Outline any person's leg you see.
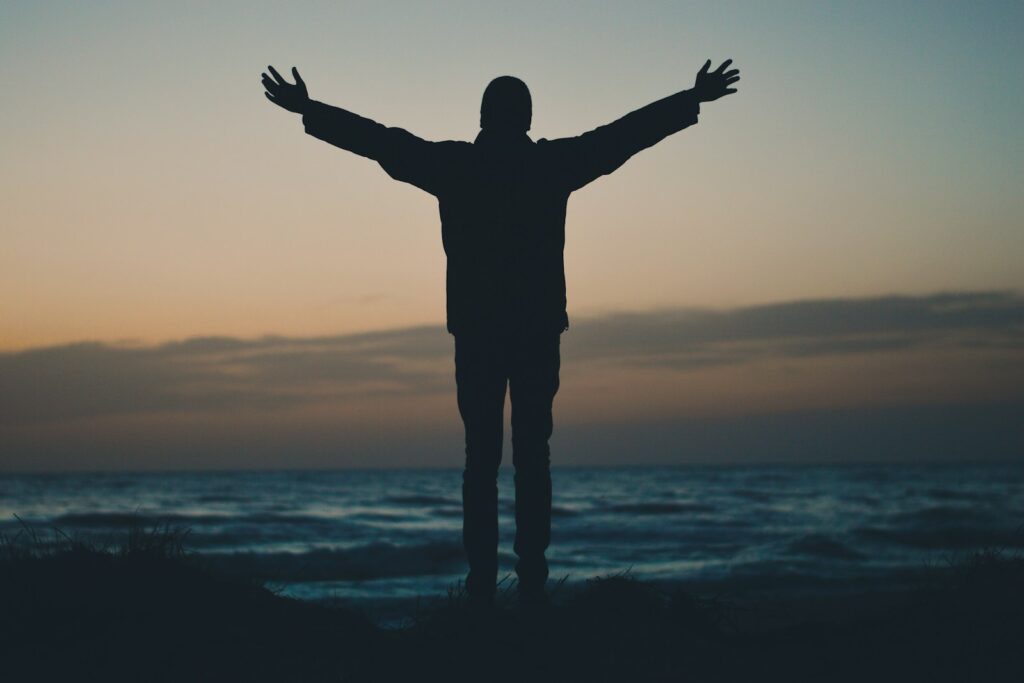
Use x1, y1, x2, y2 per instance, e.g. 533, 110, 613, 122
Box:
454, 334, 508, 603
508, 332, 560, 600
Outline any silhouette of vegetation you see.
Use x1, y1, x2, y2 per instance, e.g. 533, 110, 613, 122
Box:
3, 522, 1023, 681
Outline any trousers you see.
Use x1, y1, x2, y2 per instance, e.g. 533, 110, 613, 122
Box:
454, 330, 561, 599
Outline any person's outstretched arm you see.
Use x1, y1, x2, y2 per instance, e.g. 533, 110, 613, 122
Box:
548, 59, 739, 192
262, 65, 449, 196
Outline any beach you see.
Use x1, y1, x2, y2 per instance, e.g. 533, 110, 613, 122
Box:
2, 463, 1023, 680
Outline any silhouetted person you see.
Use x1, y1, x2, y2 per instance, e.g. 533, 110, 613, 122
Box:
262, 60, 739, 606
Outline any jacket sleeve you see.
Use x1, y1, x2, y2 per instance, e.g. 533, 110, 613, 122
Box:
302, 100, 448, 196
545, 89, 700, 192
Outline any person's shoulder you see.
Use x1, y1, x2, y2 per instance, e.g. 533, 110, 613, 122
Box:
435, 140, 473, 149
432, 139, 473, 160
534, 136, 576, 149
533, 136, 576, 162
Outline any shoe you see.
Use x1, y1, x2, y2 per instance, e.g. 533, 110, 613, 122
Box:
517, 584, 549, 608
468, 591, 495, 611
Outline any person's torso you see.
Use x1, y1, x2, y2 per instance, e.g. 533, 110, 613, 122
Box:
438, 136, 570, 335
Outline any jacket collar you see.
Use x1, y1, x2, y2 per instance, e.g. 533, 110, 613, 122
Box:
473, 128, 533, 146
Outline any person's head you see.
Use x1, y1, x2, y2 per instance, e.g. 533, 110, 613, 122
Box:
480, 76, 532, 133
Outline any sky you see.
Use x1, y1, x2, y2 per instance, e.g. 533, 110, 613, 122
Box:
1, 1, 1022, 471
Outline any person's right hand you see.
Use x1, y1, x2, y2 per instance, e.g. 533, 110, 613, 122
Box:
692, 59, 740, 102
262, 66, 310, 113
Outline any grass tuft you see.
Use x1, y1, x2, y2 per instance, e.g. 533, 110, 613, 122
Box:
2, 524, 1023, 682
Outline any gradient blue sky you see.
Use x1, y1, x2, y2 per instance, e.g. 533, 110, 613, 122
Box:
1, 2, 1022, 470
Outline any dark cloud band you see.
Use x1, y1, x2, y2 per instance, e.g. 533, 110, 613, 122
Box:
2, 291, 1021, 425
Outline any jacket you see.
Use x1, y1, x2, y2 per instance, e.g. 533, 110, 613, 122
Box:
302, 90, 700, 335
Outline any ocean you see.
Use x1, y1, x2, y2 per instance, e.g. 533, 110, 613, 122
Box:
2, 463, 1022, 612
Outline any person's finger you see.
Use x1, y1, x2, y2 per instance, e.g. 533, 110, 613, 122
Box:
265, 92, 279, 104
715, 59, 733, 74
723, 69, 740, 78
699, 59, 711, 75
268, 65, 287, 85
725, 75, 740, 84
292, 67, 305, 87
262, 77, 282, 95
723, 88, 737, 94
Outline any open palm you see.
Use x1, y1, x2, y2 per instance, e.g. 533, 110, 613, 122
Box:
693, 59, 740, 102
262, 66, 310, 113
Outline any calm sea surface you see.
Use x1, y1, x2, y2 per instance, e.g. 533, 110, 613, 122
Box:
2, 464, 1022, 609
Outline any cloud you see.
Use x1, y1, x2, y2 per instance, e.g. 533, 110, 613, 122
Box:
565, 290, 1024, 363
2, 291, 1022, 425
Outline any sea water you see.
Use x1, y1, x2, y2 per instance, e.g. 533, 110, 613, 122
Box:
2, 463, 1022, 609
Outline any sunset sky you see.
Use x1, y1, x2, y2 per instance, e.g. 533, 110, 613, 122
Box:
2, 1, 1022, 471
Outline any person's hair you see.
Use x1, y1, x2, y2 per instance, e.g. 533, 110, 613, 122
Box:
480, 76, 532, 132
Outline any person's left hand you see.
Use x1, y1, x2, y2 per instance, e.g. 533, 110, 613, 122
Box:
262, 66, 310, 113
692, 59, 740, 102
